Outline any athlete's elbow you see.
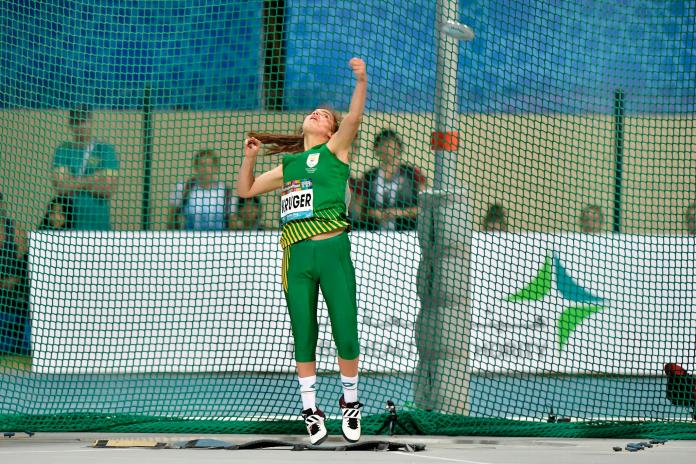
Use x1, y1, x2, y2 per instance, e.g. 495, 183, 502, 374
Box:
236, 189, 251, 198
236, 186, 255, 198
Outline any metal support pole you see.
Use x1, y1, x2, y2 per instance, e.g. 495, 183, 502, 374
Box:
613, 89, 624, 233
141, 85, 153, 231
414, 0, 473, 415
433, 9, 461, 190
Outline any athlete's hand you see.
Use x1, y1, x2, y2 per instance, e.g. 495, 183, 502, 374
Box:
349, 58, 367, 82
244, 137, 261, 159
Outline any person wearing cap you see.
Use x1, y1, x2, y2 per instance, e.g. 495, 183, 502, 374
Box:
51, 105, 119, 230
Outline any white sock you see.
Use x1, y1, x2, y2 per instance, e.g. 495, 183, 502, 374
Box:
341, 374, 359, 404
298, 375, 317, 411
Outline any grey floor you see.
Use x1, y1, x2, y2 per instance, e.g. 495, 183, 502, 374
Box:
0, 434, 695, 464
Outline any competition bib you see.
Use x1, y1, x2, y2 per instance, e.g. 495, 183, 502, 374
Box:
281, 179, 314, 224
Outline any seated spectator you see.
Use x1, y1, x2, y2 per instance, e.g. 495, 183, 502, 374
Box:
39, 196, 75, 231
482, 203, 508, 231
686, 202, 695, 235
347, 176, 376, 231
168, 149, 235, 231
0, 192, 29, 355
230, 196, 264, 231
362, 129, 426, 231
579, 204, 604, 233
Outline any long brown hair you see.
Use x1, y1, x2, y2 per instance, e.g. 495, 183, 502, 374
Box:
249, 107, 341, 156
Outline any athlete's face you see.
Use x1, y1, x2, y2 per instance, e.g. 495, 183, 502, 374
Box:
303, 109, 336, 138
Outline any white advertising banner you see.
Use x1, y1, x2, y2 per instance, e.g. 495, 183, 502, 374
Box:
468, 233, 695, 375
29, 231, 421, 374
29, 232, 695, 375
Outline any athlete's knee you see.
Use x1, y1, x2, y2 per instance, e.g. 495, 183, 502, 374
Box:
291, 324, 319, 363
335, 335, 360, 360
293, 338, 318, 363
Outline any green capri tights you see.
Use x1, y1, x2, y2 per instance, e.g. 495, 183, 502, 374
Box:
281, 232, 360, 362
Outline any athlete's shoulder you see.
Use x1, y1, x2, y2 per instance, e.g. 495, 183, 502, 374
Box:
317, 143, 333, 153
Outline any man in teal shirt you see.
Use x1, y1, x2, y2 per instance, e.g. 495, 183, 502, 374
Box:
51, 106, 119, 230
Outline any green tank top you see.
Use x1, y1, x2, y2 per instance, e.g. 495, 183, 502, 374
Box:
280, 143, 350, 248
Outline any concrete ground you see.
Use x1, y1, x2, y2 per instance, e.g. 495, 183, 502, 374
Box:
0, 433, 694, 464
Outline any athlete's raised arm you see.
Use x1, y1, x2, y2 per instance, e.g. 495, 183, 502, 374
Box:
327, 58, 367, 163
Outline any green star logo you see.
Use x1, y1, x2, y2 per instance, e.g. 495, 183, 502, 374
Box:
506, 251, 605, 350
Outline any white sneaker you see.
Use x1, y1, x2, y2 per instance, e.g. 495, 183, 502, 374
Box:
339, 395, 363, 443
302, 408, 328, 445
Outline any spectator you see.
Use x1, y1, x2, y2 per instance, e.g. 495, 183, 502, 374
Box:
39, 196, 75, 231
347, 176, 375, 231
482, 203, 508, 231
51, 105, 119, 230
686, 202, 695, 236
0, 192, 29, 355
362, 129, 426, 231
230, 196, 264, 231
579, 204, 604, 233
168, 149, 236, 231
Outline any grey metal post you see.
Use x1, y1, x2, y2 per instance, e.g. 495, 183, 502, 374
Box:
613, 89, 624, 233
414, 0, 473, 415
433, 7, 461, 190
141, 85, 153, 231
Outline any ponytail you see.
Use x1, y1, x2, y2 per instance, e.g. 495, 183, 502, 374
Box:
247, 131, 305, 156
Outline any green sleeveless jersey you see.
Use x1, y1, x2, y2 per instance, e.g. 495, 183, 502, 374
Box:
280, 143, 350, 248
